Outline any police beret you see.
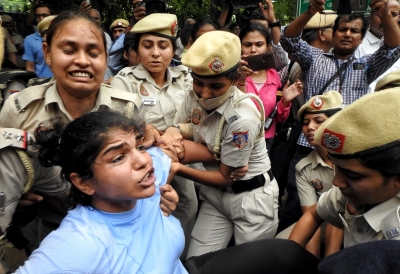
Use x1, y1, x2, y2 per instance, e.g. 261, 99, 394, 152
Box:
297, 90, 343, 119
38, 15, 57, 37
182, 30, 241, 78
374, 70, 400, 91
131, 13, 178, 39
1, 14, 12, 23
110, 19, 129, 30
304, 12, 337, 29
314, 90, 400, 157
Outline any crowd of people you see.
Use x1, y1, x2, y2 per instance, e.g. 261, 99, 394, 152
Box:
1, 0, 400, 273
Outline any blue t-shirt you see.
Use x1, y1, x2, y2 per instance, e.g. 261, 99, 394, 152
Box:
16, 147, 188, 274
22, 32, 53, 78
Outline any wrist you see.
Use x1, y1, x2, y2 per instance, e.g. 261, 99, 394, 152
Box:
269, 20, 281, 29
168, 124, 182, 133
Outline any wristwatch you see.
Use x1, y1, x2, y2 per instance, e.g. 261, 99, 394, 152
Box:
169, 124, 182, 133
269, 20, 281, 28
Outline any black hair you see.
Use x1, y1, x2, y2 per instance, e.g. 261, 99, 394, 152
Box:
33, 3, 54, 15
35, 111, 144, 209
333, 14, 369, 38
357, 145, 400, 178
229, 22, 239, 31
302, 108, 341, 122
249, 12, 267, 22
191, 16, 220, 41
180, 25, 193, 47
124, 32, 136, 52
45, 10, 107, 53
239, 22, 271, 45
301, 29, 320, 44
133, 32, 177, 53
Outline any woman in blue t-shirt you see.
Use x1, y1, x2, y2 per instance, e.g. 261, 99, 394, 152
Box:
15, 110, 320, 274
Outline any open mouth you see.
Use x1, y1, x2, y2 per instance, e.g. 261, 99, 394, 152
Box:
139, 167, 156, 187
70, 71, 93, 79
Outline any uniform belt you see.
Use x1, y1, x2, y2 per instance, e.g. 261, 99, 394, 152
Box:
230, 169, 274, 194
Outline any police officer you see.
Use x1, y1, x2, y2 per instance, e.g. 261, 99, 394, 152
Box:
0, 11, 143, 253
289, 85, 400, 249
111, 13, 196, 259
294, 91, 344, 257
166, 30, 279, 258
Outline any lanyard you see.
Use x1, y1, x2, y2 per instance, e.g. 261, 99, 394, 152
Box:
334, 57, 354, 93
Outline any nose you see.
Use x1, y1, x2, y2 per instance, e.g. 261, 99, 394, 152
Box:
250, 45, 257, 54
308, 121, 318, 131
131, 149, 148, 170
74, 51, 90, 67
332, 166, 348, 189
198, 87, 213, 99
152, 45, 160, 57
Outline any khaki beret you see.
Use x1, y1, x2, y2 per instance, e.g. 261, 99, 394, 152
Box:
110, 19, 129, 30
38, 15, 57, 37
374, 70, 400, 91
304, 12, 337, 29
298, 90, 343, 119
131, 13, 178, 39
182, 31, 241, 78
1, 14, 12, 23
314, 90, 400, 157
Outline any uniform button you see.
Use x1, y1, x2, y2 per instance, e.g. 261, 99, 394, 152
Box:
265, 189, 272, 195
356, 227, 363, 234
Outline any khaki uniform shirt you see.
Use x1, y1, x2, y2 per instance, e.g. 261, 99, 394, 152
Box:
111, 64, 192, 131
0, 128, 68, 231
174, 87, 270, 178
296, 150, 334, 207
3, 29, 17, 53
0, 81, 142, 132
317, 186, 400, 248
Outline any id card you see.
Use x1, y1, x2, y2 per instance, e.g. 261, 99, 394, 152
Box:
142, 98, 157, 106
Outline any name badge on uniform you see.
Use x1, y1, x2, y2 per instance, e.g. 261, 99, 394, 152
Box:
142, 98, 157, 106
353, 63, 365, 70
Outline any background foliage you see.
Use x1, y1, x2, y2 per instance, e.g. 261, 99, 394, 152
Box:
3, 0, 298, 31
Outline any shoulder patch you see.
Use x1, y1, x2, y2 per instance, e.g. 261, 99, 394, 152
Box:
0, 129, 36, 152
232, 131, 248, 149
12, 83, 51, 112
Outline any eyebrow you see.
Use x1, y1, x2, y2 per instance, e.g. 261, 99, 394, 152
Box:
102, 142, 128, 156
58, 40, 100, 48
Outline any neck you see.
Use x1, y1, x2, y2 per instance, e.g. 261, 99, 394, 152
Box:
316, 146, 334, 167
57, 86, 98, 120
250, 69, 267, 81
150, 70, 167, 88
333, 50, 354, 60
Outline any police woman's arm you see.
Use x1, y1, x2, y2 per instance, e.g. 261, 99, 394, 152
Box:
288, 204, 324, 247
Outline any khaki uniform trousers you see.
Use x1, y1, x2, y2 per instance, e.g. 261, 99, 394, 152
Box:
186, 173, 279, 259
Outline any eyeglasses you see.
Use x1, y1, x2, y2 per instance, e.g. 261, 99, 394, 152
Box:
35, 13, 51, 18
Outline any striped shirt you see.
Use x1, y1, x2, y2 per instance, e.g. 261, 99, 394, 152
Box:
281, 29, 400, 147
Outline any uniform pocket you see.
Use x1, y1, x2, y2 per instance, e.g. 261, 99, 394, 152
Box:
240, 187, 276, 224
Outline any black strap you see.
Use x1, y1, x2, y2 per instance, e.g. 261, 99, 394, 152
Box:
318, 57, 353, 96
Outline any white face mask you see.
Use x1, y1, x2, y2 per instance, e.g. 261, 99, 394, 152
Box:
194, 85, 235, 110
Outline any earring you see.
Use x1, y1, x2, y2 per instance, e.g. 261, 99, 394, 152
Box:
47, 60, 51, 63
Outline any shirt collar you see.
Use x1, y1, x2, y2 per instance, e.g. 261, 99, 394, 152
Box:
364, 195, 400, 232
132, 64, 184, 89
310, 150, 333, 170
364, 30, 381, 45
44, 82, 112, 120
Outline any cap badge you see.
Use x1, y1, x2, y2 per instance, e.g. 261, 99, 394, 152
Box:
311, 179, 323, 191
171, 21, 178, 36
209, 57, 225, 73
321, 129, 345, 153
311, 97, 324, 110
117, 21, 123, 26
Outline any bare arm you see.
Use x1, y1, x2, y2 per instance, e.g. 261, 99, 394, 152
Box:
259, 0, 280, 45
25, 61, 36, 73
371, 0, 400, 48
289, 204, 324, 247
173, 161, 235, 188
283, 0, 325, 38
218, 0, 231, 29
